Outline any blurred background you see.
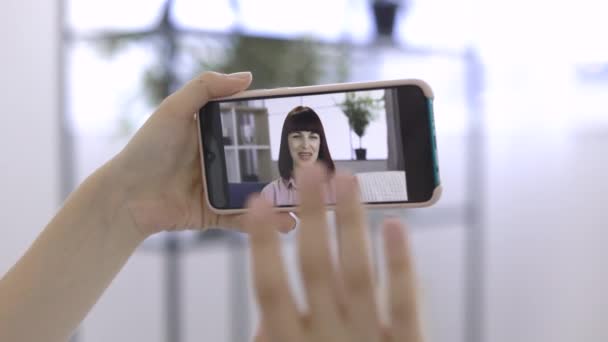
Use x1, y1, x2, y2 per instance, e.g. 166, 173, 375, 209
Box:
1, 0, 607, 341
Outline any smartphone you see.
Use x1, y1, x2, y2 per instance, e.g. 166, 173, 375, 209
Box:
197, 79, 441, 214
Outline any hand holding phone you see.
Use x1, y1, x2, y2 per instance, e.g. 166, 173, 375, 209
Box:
197, 79, 441, 214
107, 71, 297, 235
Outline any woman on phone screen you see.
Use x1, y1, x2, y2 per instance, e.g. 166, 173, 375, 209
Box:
261, 106, 336, 206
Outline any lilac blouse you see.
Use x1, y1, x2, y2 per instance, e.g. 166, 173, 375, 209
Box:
260, 177, 336, 206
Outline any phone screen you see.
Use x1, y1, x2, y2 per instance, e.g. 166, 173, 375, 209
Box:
199, 84, 438, 209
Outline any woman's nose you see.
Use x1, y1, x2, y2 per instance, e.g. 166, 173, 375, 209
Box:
303, 137, 312, 148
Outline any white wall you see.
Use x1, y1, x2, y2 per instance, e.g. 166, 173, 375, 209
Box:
0, 0, 59, 275
486, 130, 608, 342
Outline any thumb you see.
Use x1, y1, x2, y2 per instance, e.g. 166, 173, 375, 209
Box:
253, 323, 268, 342
160, 71, 252, 117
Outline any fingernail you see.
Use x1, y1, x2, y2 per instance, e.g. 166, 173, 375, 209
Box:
336, 173, 355, 198
384, 221, 404, 249
350, 174, 358, 187
227, 71, 252, 80
297, 164, 323, 187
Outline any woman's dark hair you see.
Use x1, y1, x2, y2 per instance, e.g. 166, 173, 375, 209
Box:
278, 106, 335, 180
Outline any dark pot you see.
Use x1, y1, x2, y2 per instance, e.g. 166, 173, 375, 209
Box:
372, 1, 399, 37
355, 148, 367, 160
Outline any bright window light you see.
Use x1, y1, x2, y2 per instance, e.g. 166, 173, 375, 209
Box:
68, 0, 167, 32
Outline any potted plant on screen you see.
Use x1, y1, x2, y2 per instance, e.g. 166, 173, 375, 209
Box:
338, 92, 383, 160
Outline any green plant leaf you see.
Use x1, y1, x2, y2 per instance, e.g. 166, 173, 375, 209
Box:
337, 91, 385, 148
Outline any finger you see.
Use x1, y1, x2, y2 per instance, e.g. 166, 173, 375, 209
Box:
253, 323, 268, 342
278, 212, 298, 233
296, 164, 340, 323
217, 211, 297, 234
246, 195, 301, 342
159, 71, 252, 118
383, 219, 423, 342
334, 172, 379, 337
380, 325, 393, 342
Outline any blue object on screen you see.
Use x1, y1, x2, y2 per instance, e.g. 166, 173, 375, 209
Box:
227, 182, 268, 208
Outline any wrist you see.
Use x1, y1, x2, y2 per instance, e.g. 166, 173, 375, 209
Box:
83, 159, 151, 242
104, 152, 188, 236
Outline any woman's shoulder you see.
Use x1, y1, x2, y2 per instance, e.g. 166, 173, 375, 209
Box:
261, 178, 292, 205
263, 178, 282, 189
261, 178, 284, 195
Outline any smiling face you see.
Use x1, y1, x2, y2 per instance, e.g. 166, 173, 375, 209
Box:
278, 106, 335, 181
288, 130, 320, 169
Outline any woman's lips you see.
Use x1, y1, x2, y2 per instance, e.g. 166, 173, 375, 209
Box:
298, 152, 313, 160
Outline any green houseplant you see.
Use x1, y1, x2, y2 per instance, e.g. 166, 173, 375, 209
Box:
92, 0, 351, 139
338, 92, 384, 160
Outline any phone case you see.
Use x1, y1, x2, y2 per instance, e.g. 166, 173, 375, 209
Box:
213, 78, 434, 101
196, 78, 441, 215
